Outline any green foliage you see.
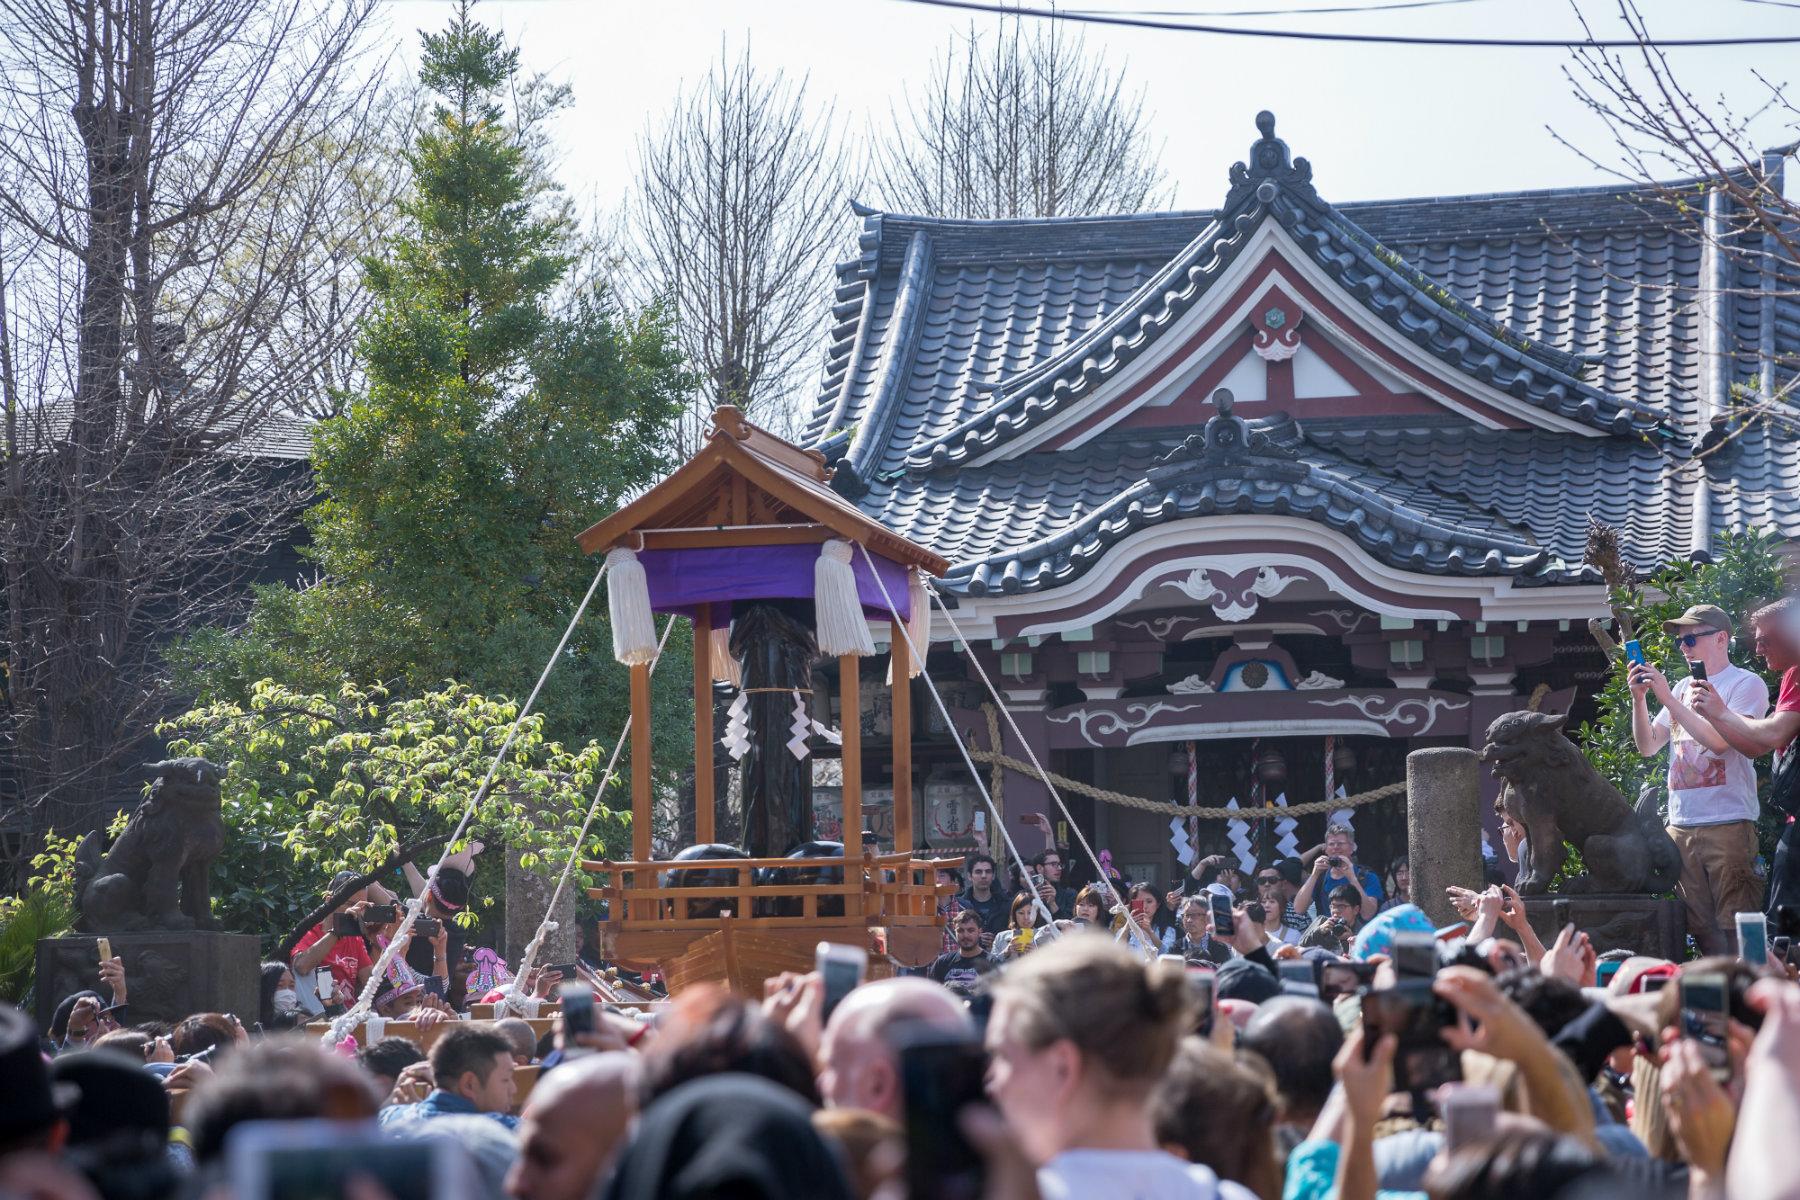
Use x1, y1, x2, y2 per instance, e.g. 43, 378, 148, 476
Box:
149, 679, 627, 951
168, 3, 696, 785
1577, 529, 1789, 866
0, 890, 73, 1007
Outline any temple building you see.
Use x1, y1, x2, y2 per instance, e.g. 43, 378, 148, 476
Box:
797, 112, 1800, 882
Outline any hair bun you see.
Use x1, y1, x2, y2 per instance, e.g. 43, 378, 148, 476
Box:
1144, 958, 1194, 1025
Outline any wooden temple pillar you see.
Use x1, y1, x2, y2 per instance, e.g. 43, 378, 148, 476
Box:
889, 620, 913, 854
693, 607, 715, 845
631, 663, 652, 864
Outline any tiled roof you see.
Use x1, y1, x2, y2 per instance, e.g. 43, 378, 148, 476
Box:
18, 401, 313, 461
807, 112, 1800, 591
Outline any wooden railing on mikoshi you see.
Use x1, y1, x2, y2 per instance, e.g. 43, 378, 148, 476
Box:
582, 850, 966, 931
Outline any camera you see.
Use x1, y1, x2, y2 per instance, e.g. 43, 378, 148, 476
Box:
1362, 981, 1461, 1095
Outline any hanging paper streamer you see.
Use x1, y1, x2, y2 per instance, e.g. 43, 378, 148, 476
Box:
1272, 792, 1300, 860
604, 547, 657, 665
787, 691, 813, 761
709, 622, 741, 686
1169, 816, 1195, 867
814, 539, 875, 657
1225, 798, 1256, 876
722, 691, 751, 760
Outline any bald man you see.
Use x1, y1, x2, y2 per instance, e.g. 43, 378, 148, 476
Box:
817, 977, 973, 1120
504, 1052, 639, 1200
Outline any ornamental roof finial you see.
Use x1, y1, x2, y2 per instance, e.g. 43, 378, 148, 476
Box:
1225, 110, 1316, 209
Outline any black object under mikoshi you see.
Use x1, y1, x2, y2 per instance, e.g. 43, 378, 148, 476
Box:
729, 600, 817, 859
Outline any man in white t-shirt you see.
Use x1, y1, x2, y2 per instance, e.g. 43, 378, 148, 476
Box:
1631, 603, 1770, 955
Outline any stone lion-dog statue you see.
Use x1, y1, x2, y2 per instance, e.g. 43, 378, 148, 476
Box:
73, 757, 226, 932
1480, 711, 1679, 895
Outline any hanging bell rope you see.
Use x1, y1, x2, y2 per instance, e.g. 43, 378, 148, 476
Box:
814, 538, 875, 657
605, 546, 658, 666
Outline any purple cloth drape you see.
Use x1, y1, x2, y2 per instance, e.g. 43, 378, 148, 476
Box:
638, 544, 912, 622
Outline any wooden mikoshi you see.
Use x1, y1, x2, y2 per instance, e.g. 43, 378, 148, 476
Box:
575, 407, 961, 994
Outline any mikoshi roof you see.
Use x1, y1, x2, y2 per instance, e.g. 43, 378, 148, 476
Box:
576, 404, 948, 575
802, 113, 1800, 596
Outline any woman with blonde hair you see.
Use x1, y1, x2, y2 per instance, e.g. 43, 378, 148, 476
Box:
986, 933, 1257, 1199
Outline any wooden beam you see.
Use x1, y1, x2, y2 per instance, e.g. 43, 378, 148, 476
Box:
631, 663, 652, 863
889, 620, 912, 856
839, 656, 862, 912
639, 525, 831, 551
693, 608, 715, 845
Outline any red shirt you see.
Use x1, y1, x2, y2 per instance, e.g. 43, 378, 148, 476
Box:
1778, 666, 1800, 756
294, 922, 372, 996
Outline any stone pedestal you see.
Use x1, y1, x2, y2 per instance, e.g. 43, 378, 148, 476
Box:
505, 852, 577, 966
1520, 895, 1687, 962
1406, 747, 1485, 928
36, 931, 261, 1028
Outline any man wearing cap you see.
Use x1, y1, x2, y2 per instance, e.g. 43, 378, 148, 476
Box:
1630, 603, 1770, 955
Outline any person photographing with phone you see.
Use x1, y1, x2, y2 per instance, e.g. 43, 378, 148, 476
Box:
291, 870, 377, 1000
1685, 598, 1800, 916
1630, 603, 1770, 955
1293, 824, 1381, 923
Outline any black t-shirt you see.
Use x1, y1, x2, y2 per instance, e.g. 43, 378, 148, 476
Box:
957, 888, 1011, 935
927, 950, 997, 993
405, 921, 465, 1006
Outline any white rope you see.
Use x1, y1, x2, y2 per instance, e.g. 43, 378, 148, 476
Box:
925, 584, 1162, 960
503, 615, 678, 1015
853, 546, 1060, 937
323, 561, 610, 1044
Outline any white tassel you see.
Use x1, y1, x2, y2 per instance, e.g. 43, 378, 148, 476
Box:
709, 622, 741, 686
906, 570, 931, 677
814, 539, 874, 657
605, 546, 658, 666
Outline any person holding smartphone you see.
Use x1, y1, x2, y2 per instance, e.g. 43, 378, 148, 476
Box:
291, 870, 375, 998
1631, 603, 1770, 955
1687, 598, 1800, 916
1294, 824, 1381, 922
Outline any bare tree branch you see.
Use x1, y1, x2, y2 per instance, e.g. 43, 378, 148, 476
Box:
873, 14, 1169, 220
625, 44, 855, 455
0, 0, 391, 859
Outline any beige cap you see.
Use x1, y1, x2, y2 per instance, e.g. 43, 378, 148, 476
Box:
1662, 603, 1732, 638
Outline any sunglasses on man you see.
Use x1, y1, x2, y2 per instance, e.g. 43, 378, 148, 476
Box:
1678, 629, 1722, 648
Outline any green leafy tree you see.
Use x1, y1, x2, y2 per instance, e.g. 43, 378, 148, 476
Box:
1578, 529, 1789, 866
151, 680, 625, 952
173, 3, 694, 770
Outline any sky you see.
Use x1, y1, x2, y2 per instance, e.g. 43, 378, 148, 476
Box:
375, 0, 1800, 222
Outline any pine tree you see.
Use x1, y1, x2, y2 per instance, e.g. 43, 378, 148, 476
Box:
178, 3, 692, 757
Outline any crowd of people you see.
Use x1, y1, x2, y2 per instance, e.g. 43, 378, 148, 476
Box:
2, 599, 1796, 1199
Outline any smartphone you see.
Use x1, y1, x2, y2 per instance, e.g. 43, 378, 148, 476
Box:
1736, 912, 1770, 968
1278, 959, 1319, 997
1623, 639, 1645, 666
1362, 982, 1462, 1095
816, 941, 868, 1024
558, 980, 595, 1038
1774, 935, 1792, 966
1188, 971, 1215, 1038
227, 1118, 471, 1200
1209, 891, 1235, 938
544, 962, 580, 981
1690, 658, 1709, 683
421, 976, 445, 999
897, 1024, 987, 1200
1440, 1083, 1500, 1152
1392, 932, 1437, 980
972, 811, 986, 833
96, 936, 111, 963
413, 917, 442, 937
314, 968, 334, 1002
363, 904, 397, 924
1318, 961, 1377, 1004
1678, 971, 1732, 1083
333, 912, 361, 937
1553, 899, 1572, 930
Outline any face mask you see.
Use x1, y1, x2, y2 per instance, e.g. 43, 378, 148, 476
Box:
273, 988, 300, 1013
